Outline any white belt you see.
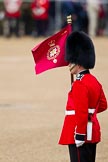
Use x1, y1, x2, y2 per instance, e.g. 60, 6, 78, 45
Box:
65, 108, 95, 116
88, 109, 95, 114
65, 110, 75, 115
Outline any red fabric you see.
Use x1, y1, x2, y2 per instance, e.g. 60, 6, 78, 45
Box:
31, 24, 72, 74
4, 0, 22, 18
59, 74, 107, 145
31, 0, 49, 20
98, 4, 105, 18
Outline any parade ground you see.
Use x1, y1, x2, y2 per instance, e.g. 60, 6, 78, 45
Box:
0, 36, 108, 162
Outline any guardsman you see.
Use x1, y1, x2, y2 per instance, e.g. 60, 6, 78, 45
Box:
59, 31, 107, 162
31, 0, 49, 37
4, 0, 22, 37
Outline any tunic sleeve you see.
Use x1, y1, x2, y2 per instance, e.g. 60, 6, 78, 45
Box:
97, 87, 107, 113
72, 81, 88, 135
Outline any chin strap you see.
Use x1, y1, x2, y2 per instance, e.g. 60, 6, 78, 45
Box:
71, 74, 74, 84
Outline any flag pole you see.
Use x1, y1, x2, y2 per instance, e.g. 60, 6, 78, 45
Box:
67, 15, 74, 84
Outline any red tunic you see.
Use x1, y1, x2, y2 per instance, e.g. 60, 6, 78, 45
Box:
4, 0, 22, 18
31, 0, 49, 20
59, 72, 107, 145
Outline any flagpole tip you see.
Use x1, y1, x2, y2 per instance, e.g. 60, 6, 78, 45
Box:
67, 15, 72, 24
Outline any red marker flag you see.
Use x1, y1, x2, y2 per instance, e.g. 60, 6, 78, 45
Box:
31, 24, 72, 74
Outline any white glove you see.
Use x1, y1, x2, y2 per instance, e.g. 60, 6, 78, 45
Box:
74, 126, 85, 147
75, 139, 85, 147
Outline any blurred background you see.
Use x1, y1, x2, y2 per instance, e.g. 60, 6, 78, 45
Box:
0, 1, 108, 162
0, 0, 108, 38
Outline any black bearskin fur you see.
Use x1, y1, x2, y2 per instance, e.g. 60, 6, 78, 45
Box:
65, 31, 95, 69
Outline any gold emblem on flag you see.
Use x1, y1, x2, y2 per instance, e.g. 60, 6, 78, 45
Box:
47, 40, 60, 63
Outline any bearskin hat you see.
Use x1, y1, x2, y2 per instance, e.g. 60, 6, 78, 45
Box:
65, 31, 95, 69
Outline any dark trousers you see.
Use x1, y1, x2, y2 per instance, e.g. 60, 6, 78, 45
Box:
6, 17, 20, 37
34, 19, 48, 36
68, 143, 97, 162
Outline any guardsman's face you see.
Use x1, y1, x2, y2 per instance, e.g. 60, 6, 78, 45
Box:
69, 63, 86, 75
68, 63, 78, 74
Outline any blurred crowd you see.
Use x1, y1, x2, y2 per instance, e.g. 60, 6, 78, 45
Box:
0, 0, 108, 38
